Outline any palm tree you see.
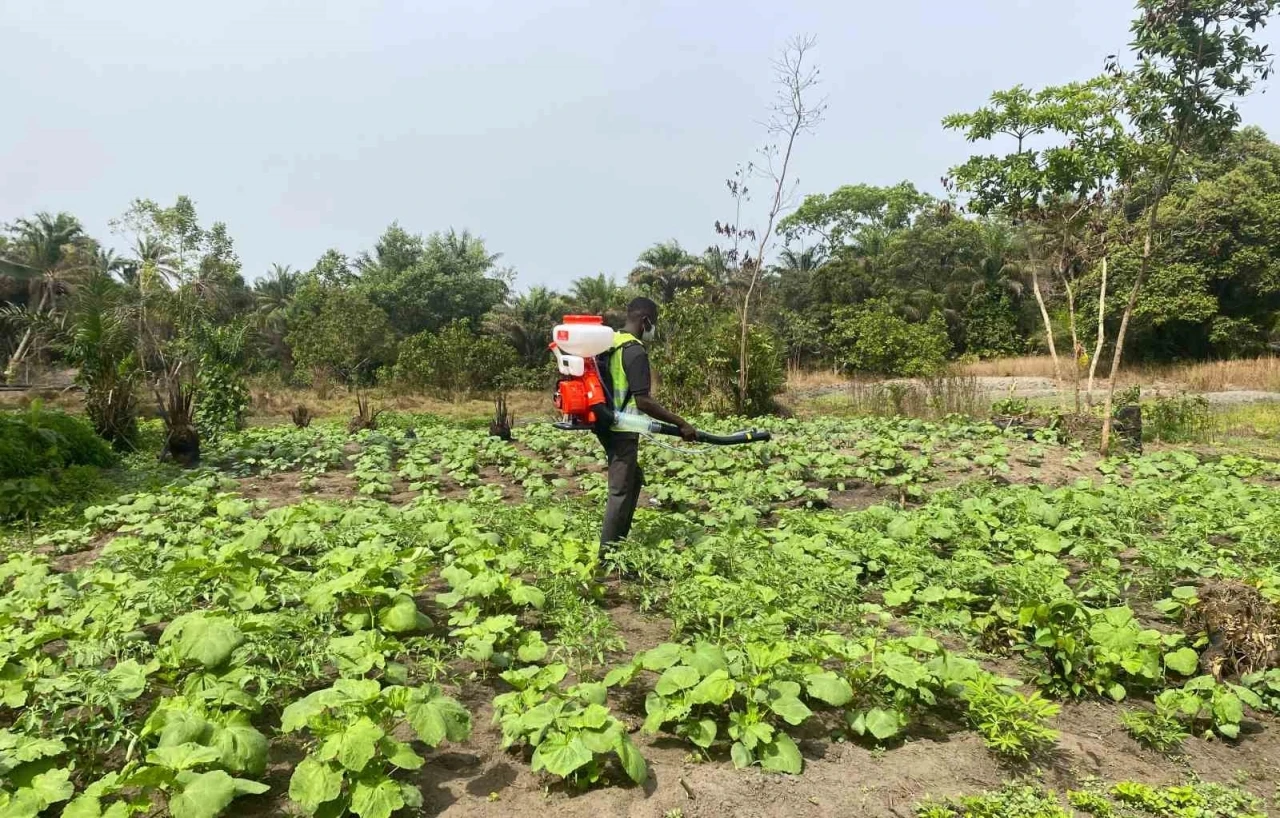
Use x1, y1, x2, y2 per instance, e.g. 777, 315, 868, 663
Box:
122, 236, 179, 289
489, 286, 567, 368
775, 245, 827, 275
568, 274, 625, 316
60, 268, 140, 447
1, 212, 91, 381
629, 241, 704, 303
254, 264, 298, 322
253, 264, 299, 372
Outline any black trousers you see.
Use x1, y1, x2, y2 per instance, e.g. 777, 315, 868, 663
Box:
598, 433, 644, 547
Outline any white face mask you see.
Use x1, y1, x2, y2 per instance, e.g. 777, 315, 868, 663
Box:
641, 320, 657, 343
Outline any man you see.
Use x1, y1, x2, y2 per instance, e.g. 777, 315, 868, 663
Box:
595, 296, 697, 547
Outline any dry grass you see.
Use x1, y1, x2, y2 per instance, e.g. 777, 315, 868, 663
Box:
784, 367, 851, 391
956, 356, 1064, 379
957, 355, 1280, 393
246, 382, 550, 425
797, 373, 990, 420
1157, 357, 1280, 392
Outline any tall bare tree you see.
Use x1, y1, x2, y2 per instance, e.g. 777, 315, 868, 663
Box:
735, 35, 826, 412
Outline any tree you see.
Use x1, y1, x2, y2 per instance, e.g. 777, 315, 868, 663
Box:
59, 268, 140, 447
359, 225, 507, 337
628, 241, 706, 303
1100, 0, 1280, 452
1, 212, 92, 381
253, 264, 299, 372
287, 285, 393, 386
737, 34, 826, 412
945, 78, 1129, 408
394, 319, 516, 398
568, 273, 626, 317
488, 286, 567, 368
778, 182, 930, 254
311, 249, 354, 287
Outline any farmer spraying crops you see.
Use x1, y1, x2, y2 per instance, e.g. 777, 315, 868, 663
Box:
593, 297, 696, 547
549, 297, 770, 550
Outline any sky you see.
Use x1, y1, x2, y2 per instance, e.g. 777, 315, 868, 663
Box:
3, 0, 1279, 290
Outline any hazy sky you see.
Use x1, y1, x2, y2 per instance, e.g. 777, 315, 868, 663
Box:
4, 0, 1278, 289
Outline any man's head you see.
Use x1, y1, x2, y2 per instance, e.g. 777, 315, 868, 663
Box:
626, 297, 659, 342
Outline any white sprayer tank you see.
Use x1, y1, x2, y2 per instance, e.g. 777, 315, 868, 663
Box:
553, 316, 614, 357
552, 316, 614, 376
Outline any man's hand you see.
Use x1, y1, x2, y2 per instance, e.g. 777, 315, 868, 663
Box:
635, 394, 698, 442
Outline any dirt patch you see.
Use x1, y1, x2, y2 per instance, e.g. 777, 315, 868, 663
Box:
236, 470, 357, 509
47, 531, 115, 573
603, 595, 675, 658
824, 482, 893, 511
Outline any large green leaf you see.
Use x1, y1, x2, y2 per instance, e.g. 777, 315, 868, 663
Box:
379, 738, 424, 771
1164, 647, 1200, 676
161, 613, 245, 670
169, 770, 266, 818
768, 695, 813, 726
211, 717, 269, 778
377, 596, 430, 634
404, 687, 471, 747
639, 643, 683, 671
105, 659, 150, 701
281, 691, 331, 734
509, 584, 545, 609
2, 789, 45, 818
851, 707, 905, 741
687, 643, 728, 675
336, 718, 384, 773
156, 709, 214, 748
758, 733, 803, 774
28, 768, 74, 807
288, 757, 343, 813
614, 735, 648, 784
877, 652, 929, 689
349, 777, 404, 818
688, 669, 735, 705
530, 735, 593, 778
147, 742, 222, 771
684, 718, 717, 748
654, 665, 700, 696
804, 671, 854, 707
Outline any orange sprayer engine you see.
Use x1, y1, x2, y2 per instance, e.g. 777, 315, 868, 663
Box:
550, 315, 614, 429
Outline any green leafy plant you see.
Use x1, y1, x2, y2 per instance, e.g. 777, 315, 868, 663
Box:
1119, 705, 1189, 753
493, 663, 646, 788
962, 675, 1060, 761
282, 678, 471, 818
607, 641, 810, 774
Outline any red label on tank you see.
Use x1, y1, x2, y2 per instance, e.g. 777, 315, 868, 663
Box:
556, 330, 569, 340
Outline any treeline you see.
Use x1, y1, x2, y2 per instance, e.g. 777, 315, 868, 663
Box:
4, 1, 1280, 432
2, 123, 1279, 424
5, 125, 1278, 391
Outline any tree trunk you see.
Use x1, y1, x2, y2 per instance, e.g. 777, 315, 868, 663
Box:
1101, 212, 1159, 454
1063, 271, 1081, 414
1086, 256, 1108, 406
1100, 115, 1191, 454
738, 273, 757, 415
1030, 268, 1065, 410
4, 287, 50, 382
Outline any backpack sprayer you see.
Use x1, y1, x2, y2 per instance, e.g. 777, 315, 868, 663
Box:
549, 315, 771, 446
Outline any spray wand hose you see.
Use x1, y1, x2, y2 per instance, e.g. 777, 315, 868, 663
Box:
552, 416, 771, 446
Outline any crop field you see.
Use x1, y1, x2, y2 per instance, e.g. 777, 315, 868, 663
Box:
4, 414, 1280, 818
